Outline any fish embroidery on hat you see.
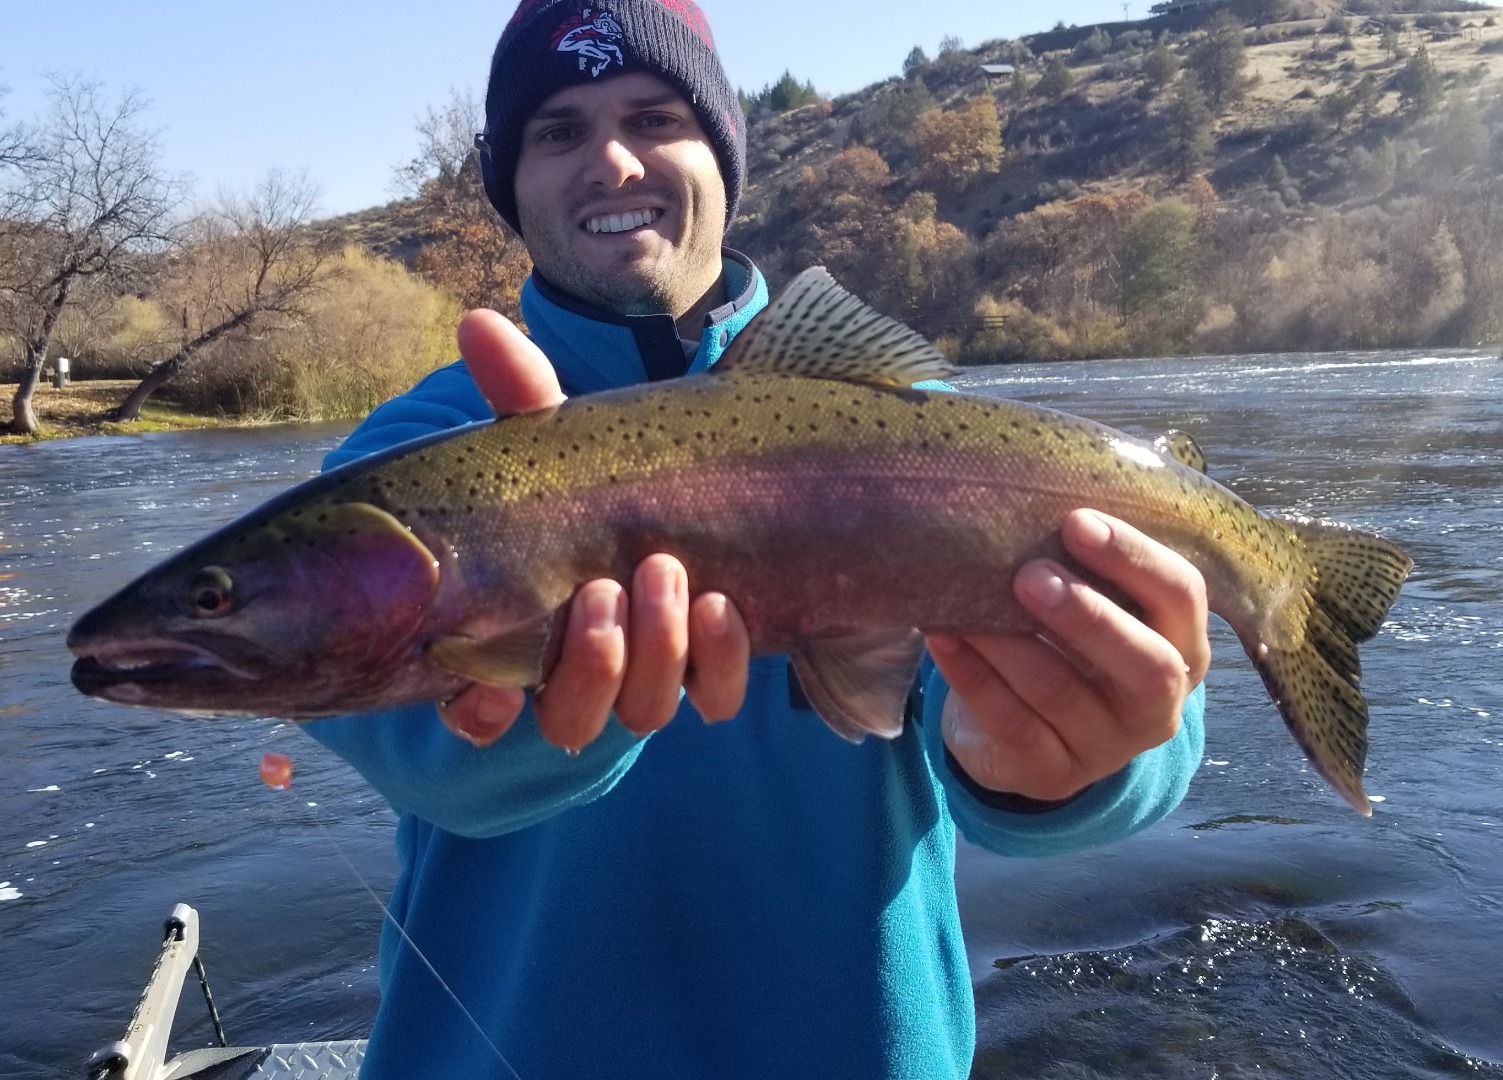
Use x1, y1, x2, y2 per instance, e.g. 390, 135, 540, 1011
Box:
551, 7, 626, 76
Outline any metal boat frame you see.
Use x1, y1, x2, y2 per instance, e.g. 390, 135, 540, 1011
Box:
85, 904, 366, 1080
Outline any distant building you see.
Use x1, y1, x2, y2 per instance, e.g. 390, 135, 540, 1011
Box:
1150, 0, 1222, 14
979, 63, 1017, 77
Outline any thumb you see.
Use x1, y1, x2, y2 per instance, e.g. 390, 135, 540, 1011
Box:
457, 308, 566, 418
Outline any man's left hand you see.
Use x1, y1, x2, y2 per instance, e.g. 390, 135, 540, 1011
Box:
928, 509, 1211, 804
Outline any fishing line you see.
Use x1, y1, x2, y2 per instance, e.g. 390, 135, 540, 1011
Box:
291, 781, 527, 1080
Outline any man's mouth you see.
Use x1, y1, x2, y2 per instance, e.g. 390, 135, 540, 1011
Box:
584, 208, 662, 234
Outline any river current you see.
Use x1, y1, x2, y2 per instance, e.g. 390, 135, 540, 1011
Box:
2, 350, 1500, 1078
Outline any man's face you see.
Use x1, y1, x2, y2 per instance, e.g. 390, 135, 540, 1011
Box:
514, 72, 727, 318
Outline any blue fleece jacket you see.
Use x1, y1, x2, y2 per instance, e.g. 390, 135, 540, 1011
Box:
305, 252, 1205, 1080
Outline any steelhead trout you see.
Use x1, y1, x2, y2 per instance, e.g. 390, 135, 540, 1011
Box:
69, 269, 1412, 813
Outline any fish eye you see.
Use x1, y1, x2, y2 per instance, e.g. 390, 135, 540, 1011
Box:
187, 567, 236, 618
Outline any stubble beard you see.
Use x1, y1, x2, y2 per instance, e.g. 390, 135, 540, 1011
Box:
520, 191, 725, 319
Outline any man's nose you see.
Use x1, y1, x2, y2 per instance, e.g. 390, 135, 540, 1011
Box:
582, 133, 646, 188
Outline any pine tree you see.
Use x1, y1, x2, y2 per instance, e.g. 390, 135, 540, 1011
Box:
1036, 55, 1075, 99
1396, 45, 1442, 116
1187, 12, 1248, 111
1167, 74, 1215, 181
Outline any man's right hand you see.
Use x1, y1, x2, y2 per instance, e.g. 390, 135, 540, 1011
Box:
436, 309, 751, 750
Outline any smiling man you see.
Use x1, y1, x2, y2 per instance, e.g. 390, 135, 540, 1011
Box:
304, 2, 1209, 1078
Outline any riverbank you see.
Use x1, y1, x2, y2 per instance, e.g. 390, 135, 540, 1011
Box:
0, 380, 235, 445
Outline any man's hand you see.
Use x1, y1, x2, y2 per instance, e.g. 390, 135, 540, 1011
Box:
928, 509, 1210, 804
436, 309, 751, 750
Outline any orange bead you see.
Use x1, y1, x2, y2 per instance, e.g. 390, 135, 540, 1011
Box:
259, 751, 293, 789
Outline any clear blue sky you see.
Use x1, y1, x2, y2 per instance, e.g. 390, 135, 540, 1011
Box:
2, 0, 1134, 216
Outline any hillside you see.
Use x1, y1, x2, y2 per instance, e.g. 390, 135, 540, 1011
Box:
335, 0, 1503, 361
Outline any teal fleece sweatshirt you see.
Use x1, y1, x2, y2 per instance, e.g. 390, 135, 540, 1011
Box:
305, 252, 1205, 1079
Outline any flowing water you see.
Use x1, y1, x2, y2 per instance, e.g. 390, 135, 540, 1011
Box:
1, 351, 1500, 1078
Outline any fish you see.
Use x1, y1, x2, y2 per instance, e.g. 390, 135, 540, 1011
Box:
67, 268, 1413, 814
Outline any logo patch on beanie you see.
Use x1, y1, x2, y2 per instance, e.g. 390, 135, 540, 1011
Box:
551, 7, 626, 77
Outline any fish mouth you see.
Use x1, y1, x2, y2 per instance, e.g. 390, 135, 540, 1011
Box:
69, 638, 261, 698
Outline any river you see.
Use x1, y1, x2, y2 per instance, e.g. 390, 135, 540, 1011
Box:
2, 350, 1500, 1078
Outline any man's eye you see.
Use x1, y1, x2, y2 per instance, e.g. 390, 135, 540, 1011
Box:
537, 126, 576, 144
636, 113, 679, 131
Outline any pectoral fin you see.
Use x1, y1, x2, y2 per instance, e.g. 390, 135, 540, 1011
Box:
791, 628, 927, 742
428, 617, 553, 687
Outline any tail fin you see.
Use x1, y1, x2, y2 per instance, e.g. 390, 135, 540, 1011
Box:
1241, 522, 1413, 816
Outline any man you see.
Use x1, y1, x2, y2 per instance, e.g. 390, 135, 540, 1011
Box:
308, 1, 1209, 1076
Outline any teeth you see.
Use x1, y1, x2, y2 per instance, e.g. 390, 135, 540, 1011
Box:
586, 208, 660, 234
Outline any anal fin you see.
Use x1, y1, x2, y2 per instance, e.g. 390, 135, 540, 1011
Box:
791, 628, 926, 743
427, 616, 553, 687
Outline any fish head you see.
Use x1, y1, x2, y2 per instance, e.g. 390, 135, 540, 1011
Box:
68, 500, 442, 716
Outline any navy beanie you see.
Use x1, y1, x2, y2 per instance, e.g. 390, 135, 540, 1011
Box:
478, 0, 746, 235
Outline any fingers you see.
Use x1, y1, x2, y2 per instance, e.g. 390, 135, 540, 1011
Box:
530, 557, 751, 749
457, 308, 565, 417
534, 580, 628, 751
684, 592, 750, 722
1046, 509, 1212, 689
931, 510, 1210, 801
929, 634, 1095, 800
614, 556, 690, 736
438, 684, 527, 748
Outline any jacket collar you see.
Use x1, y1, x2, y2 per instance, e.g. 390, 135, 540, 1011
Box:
519, 250, 767, 397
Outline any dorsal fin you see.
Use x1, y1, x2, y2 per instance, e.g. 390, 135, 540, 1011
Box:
715, 267, 956, 387
1154, 430, 1208, 474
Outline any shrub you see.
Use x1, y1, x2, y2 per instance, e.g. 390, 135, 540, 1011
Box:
172, 248, 462, 420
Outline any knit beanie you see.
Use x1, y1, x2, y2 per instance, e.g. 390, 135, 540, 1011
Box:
478, 0, 746, 235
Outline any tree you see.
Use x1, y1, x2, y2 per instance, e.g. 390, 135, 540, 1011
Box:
0, 77, 183, 434
1142, 40, 1181, 94
853, 79, 935, 158
1009, 66, 1031, 103
881, 191, 975, 318
1379, 26, 1403, 63
1074, 27, 1113, 62
1187, 11, 1248, 111
789, 147, 893, 297
902, 46, 930, 80
1036, 55, 1075, 99
741, 71, 822, 115
910, 94, 1004, 193
0, 84, 33, 171
1117, 198, 1203, 345
108, 170, 338, 422
1166, 73, 1215, 182
394, 88, 531, 314
1396, 45, 1442, 116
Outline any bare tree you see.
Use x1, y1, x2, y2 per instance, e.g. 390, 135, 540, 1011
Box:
394, 88, 530, 315
0, 76, 183, 433
0, 82, 35, 170
109, 169, 337, 421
